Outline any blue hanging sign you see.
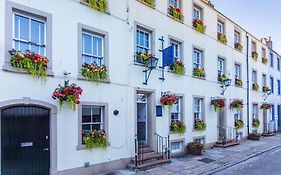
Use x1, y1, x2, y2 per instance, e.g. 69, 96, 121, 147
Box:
162, 45, 174, 67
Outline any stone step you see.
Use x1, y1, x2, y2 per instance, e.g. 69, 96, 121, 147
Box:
138, 146, 154, 154
128, 159, 170, 170
262, 132, 276, 137
214, 140, 239, 148
133, 152, 163, 163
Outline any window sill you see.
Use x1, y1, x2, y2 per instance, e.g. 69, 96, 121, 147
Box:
192, 129, 206, 132
192, 27, 205, 34
80, 1, 111, 15
169, 131, 186, 135
167, 14, 184, 24
77, 74, 111, 84
2, 64, 54, 77
235, 85, 243, 88
133, 61, 149, 68
192, 75, 206, 80
76, 142, 110, 150
136, 0, 156, 9
218, 40, 227, 45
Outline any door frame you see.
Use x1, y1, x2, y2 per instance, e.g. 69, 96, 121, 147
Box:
137, 100, 148, 145
0, 97, 57, 175
135, 88, 156, 149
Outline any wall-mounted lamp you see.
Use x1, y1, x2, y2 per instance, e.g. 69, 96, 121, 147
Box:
143, 56, 159, 85
220, 78, 232, 95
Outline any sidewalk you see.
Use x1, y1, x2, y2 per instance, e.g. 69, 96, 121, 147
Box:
103, 134, 281, 175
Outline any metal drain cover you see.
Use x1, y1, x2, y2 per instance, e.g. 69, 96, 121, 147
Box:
198, 158, 215, 163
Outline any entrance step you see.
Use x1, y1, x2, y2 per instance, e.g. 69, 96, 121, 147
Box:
262, 132, 277, 137
138, 146, 154, 154
128, 159, 170, 170
133, 152, 163, 163
214, 140, 239, 148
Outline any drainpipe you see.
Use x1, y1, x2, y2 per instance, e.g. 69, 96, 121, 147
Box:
246, 32, 250, 135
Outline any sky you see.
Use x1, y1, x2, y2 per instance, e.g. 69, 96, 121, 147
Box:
211, 0, 281, 53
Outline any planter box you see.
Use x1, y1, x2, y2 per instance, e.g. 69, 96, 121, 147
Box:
187, 148, 203, 155
248, 135, 260, 140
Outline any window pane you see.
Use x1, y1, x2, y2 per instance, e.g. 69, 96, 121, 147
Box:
82, 107, 91, 123
19, 15, 29, 41
14, 15, 19, 38
92, 108, 101, 122
82, 55, 92, 64
92, 124, 101, 131
40, 22, 45, 45
40, 46, 45, 56
83, 34, 92, 54
82, 124, 91, 130
93, 36, 98, 56
19, 42, 29, 52
97, 37, 102, 57
31, 45, 39, 54
31, 20, 40, 43
14, 41, 19, 50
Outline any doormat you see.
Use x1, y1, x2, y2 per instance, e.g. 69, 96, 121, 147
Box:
198, 158, 215, 163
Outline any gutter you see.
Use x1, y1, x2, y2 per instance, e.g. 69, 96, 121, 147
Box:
246, 32, 250, 135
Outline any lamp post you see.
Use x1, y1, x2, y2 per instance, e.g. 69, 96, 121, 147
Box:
221, 78, 232, 95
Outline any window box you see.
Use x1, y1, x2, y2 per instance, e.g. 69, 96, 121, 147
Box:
262, 85, 270, 92
248, 132, 261, 140
168, 6, 184, 22
252, 83, 259, 91
8, 49, 48, 80
211, 98, 225, 112
192, 19, 206, 33
134, 52, 155, 66
260, 103, 271, 111
170, 60, 185, 75
235, 42, 243, 52
170, 121, 186, 135
252, 118, 260, 128
235, 78, 243, 87
252, 51, 258, 61
137, 0, 156, 8
82, 130, 108, 149
230, 99, 244, 110
186, 142, 204, 155
235, 119, 244, 129
262, 57, 268, 65
194, 119, 206, 131
82, 0, 108, 13
217, 33, 227, 44
193, 68, 205, 78
81, 63, 107, 82
160, 93, 177, 108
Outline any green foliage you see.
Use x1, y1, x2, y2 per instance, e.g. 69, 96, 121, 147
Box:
194, 120, 206, 131
82, 130, 108, 150
170, 121, 186, 135
139, 0, 156, 8
170, 60, 185, 75
235, 119, 244, 129
218, 33, 227, 44
84, 0, 107, 12
193, 68, 205, 78
252, 118, 260, 128
81, 63, 107, 82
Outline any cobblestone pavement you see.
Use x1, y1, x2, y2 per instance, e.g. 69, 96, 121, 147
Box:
101, 134, 281, 175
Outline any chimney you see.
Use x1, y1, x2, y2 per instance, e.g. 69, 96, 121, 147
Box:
202, 0, 214, 8
266, 36, 273, 49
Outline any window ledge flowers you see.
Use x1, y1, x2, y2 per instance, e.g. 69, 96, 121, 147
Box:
170, 121, 186, 135
230, 99, 244, 110
262, 57, 268, 65
262, 85, 270, 93
8, 49, 48, 79
252, 118, 260, 128
168, 6, 184, 22
235, 42, 243, 52
137, 0, 156, 8
211, 98, 225, 112
81, 63, 107, 82
52, 81, 83, 110
160, 93, 177, 108
217, 33, 227, 44
82, 0, 107, 13
252, 83, 259, 91
235, 119, 244, 129
170, 60, 185, 75
193, 68, 206, 78
82, 130, 108, 150
194, 120, 206, 131
252, 51, 258, 61
235, 78, 243, 87
193, 19, 206, 34
135, 52, 154, 66
186, 142, 204, 155
260, 103, 271, 111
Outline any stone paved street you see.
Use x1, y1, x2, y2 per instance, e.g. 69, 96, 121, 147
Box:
102, 134, 281, 175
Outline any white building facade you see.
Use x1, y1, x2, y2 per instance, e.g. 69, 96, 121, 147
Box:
0, 0, 280, 174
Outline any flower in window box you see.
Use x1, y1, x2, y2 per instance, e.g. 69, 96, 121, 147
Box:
235, 78, 243, 87
260, 103, 271, 111
192, 19, 206, 33
252, 51, 258, 61
218, 74, 228, 83
82, 130, 108, 149
81, 63, 107, 82
235, 42, 243, 52
252, 118, 260, 128
230, 99, 244, 110
217, 33, 227, 44
235, 119, 244, 129
52, 81, 83, 110
262, 57, 268, 65
8, 49, 48, 79
168, 6, 184, 22
170, 120, 186, 135
194, 120, 206, 131
193, 68, 205, 78
186, 142, 204, 155
170, 60, 185, 75
211, 98, 225, 112
160, 93, 177, 108
138, 0, 156, 8
262, 85, 270, 93
252, 83, 259, 91
83, 0, 107, 13
135, 52, 154, 66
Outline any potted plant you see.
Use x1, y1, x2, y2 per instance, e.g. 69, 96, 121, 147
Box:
168, 6, 184, 21
135, 52, 154, 66
170, 120, 186, 135
252, 51, 258, 61
235, 42, 243, 52
235, 78, 243, 87
186, 142, 204, 155
52, 81, 83, 110
194, 120, 206, 131
260, 103, 271, 111
252, 118, 260, 128
8, 49, 48, 79
170, 60, 185, 75
262, 85, 270, 93
193, 68, 205, 78
138, 0, 156, 8
82, 130, 108, 149
253, 83, 259, 91
192, 19, 206, 33
81, 63, 107, 81
82, 0, 107, 12
217, 33, 227, 44
218, 74, 228, 83
262, 57, 268, 65
248, 131, 261, 140
235, 119, 244, 129
160, 93, 177, 108
211, 98, 225, 112
230, 99, 244, 110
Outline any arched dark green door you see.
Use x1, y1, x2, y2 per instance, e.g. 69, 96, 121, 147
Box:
1, 106, 50, 175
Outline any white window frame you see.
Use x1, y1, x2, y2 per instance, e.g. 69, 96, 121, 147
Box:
234, 110, 242, 121
169, 0, 179, 7
217, 58, 224, 75
171, 97, 182, 123
193, 49, 203, 69
193, 6, 201, 20
81, 105, 104, 132
235, 64, 241, 79
194, 98, 202, 121
136, 28, 151, 54
217, 21, 224, 34
252, 104, 258, 119
170, 40, 181, 61
234, 30, 240, 44
262, 48, 266, 58
252, 41, 256, 52
262, 74, 267, 87
252, 70, 257, 84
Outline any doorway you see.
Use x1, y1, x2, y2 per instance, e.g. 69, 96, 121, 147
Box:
137, 94, 148, 146
217, 111, 226, 140
263, 110, 268, 133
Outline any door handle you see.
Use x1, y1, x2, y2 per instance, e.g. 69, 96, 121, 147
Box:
43, 148, 49, 151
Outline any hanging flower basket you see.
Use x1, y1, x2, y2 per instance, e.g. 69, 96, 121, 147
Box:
252, 51, 258, 61
260, 103, 271, 111
82, 130, 108, 149
8, 49, 48, 79
170, 60, 185, 75
81, 63, 107, 82
194, 120, 206, 131
230, 99, 244, 110
138, 0, 156, 8
160, 93, 177, 108
52, 81, 83, 110
235, 78, 243, 87
186, 142, 204, 155
235, 43, 243, 52
262, 57, 268, 65
193, 68, 205, 78
168, 6, 184, 22
135, 52, 154, 66
253, 83, 259, 91
83, 0, 107, 13
262, 86, 270, 93
170, 120, 186, 135
211, 98, 225, 112
193, 19, 206, 33
252, 118, 260, 128
235, 119, 244, 129
217, 33, 227, 44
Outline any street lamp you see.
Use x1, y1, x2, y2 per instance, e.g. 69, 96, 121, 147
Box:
221, 78, 232, 95
143, 56, 159, 85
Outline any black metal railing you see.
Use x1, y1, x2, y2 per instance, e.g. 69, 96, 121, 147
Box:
134, 136, 145, 167
155, 133, 170, 160
218, 126, 238, 144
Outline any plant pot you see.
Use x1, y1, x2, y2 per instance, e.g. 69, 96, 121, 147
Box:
187, 148, 203, 155
248, 135, 260, 140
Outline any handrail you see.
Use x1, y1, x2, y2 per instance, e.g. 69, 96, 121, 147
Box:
218, 125, 238, 144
